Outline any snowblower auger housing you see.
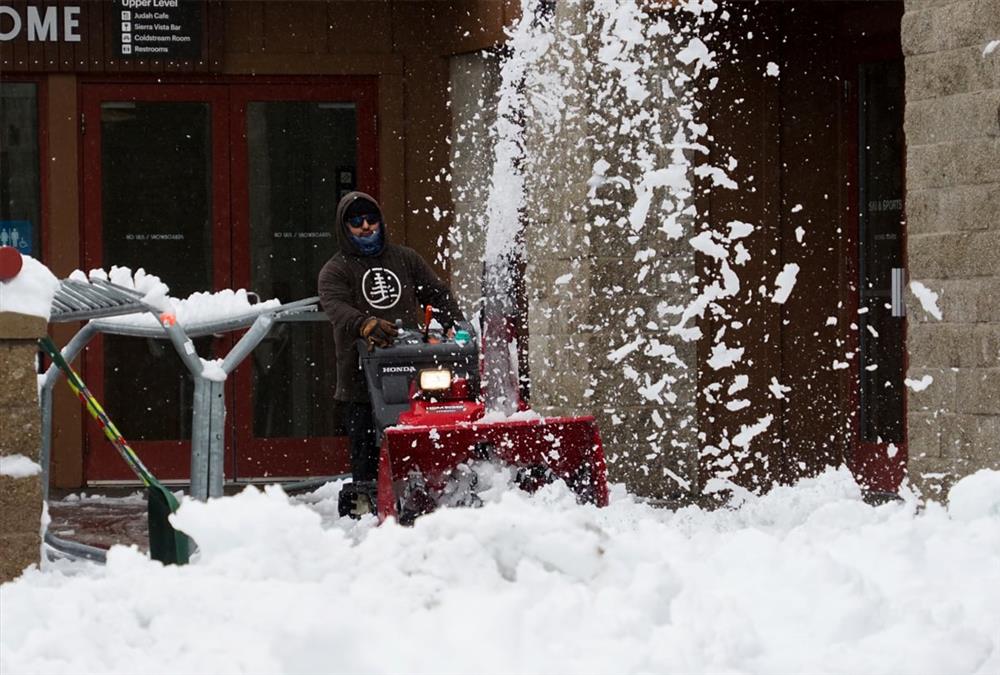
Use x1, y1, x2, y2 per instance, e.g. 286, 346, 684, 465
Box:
340, 322, 610, 523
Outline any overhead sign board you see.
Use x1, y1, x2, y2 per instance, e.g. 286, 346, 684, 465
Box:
113, 0, 202, 59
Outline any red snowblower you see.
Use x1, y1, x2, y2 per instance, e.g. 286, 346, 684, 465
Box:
337, 313, 609, 524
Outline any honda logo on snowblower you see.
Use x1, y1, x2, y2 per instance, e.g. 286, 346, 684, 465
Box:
381, 365, 416, 375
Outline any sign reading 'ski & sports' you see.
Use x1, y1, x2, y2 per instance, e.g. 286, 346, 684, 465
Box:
0, 5, 81, 42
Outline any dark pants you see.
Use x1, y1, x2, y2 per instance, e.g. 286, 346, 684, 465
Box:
343, 401, 378, 482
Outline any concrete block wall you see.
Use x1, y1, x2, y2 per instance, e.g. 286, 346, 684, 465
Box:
0, 312, 46, 582
902, 0, 1000, 499
448, 2, 701, 498
520, 1, 700, 499
448, 51, 503, 318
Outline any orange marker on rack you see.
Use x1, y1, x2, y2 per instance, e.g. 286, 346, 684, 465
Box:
160, 312, 177, 327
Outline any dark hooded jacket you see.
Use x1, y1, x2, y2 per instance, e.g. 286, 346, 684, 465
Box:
318, 191, 464, 402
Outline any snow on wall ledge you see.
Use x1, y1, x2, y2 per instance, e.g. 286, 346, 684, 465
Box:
0, 255, 58, 321
0, 454, 41, 478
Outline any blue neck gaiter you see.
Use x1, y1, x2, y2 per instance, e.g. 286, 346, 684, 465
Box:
351, 229, 383, 256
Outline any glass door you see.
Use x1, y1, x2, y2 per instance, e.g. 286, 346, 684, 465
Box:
229, 82, 378, 479
81, 80, 377, 484
851, 60, 907, 493
81, 84, 231, 482
0, 82, 42, 258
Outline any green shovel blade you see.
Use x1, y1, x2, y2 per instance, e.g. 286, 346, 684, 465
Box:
39, 337, 191, 566
147, 486, 190, 565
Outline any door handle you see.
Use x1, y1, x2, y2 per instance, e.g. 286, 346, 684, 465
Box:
891, 267, 906, 318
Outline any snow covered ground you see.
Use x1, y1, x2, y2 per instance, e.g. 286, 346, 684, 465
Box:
2, 468, 999, 675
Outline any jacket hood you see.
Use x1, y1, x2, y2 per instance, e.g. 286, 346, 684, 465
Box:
335, 191, 387, 257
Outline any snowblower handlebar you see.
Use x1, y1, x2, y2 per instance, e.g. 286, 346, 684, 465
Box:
373, 320, 476, 349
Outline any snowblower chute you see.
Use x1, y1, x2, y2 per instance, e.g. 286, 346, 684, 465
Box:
341, 321, 609, 523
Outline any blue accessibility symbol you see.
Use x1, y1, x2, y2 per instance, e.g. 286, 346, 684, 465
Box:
0, 221, 32, 255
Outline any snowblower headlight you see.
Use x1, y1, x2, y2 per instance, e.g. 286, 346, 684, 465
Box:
419, 368, 452, 391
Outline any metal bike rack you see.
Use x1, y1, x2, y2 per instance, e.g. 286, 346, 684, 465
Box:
40, 278, 326, 503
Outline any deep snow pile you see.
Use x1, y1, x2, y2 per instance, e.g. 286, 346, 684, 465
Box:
3, 468, 999, 675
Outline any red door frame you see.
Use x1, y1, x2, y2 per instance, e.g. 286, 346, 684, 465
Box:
841, 38, 908, 494
228, 80, 377, 479
79, 77, 377, 483
80, 83, 232, 482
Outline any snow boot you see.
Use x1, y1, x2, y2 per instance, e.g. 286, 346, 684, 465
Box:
338, 481, 376, 519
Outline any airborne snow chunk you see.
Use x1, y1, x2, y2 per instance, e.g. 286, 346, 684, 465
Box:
771, 263, 800, 304
904, 375, 934, 392
910, 281, 943, 320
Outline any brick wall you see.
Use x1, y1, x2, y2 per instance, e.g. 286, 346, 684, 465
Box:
902, 0, 1000, 498
0, 312, 46, 582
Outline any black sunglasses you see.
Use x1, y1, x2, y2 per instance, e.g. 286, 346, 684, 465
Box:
346, 213, 381, 228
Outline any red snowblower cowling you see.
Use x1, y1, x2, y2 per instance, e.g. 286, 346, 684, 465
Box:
347, 317, 609, 524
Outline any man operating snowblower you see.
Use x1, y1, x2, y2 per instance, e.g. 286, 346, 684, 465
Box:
318, 191, 465, 517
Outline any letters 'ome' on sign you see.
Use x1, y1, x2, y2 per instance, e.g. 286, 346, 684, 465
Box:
0, 5, 82, 42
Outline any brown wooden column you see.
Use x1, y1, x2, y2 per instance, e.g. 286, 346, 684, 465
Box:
46, 73, 85, 489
